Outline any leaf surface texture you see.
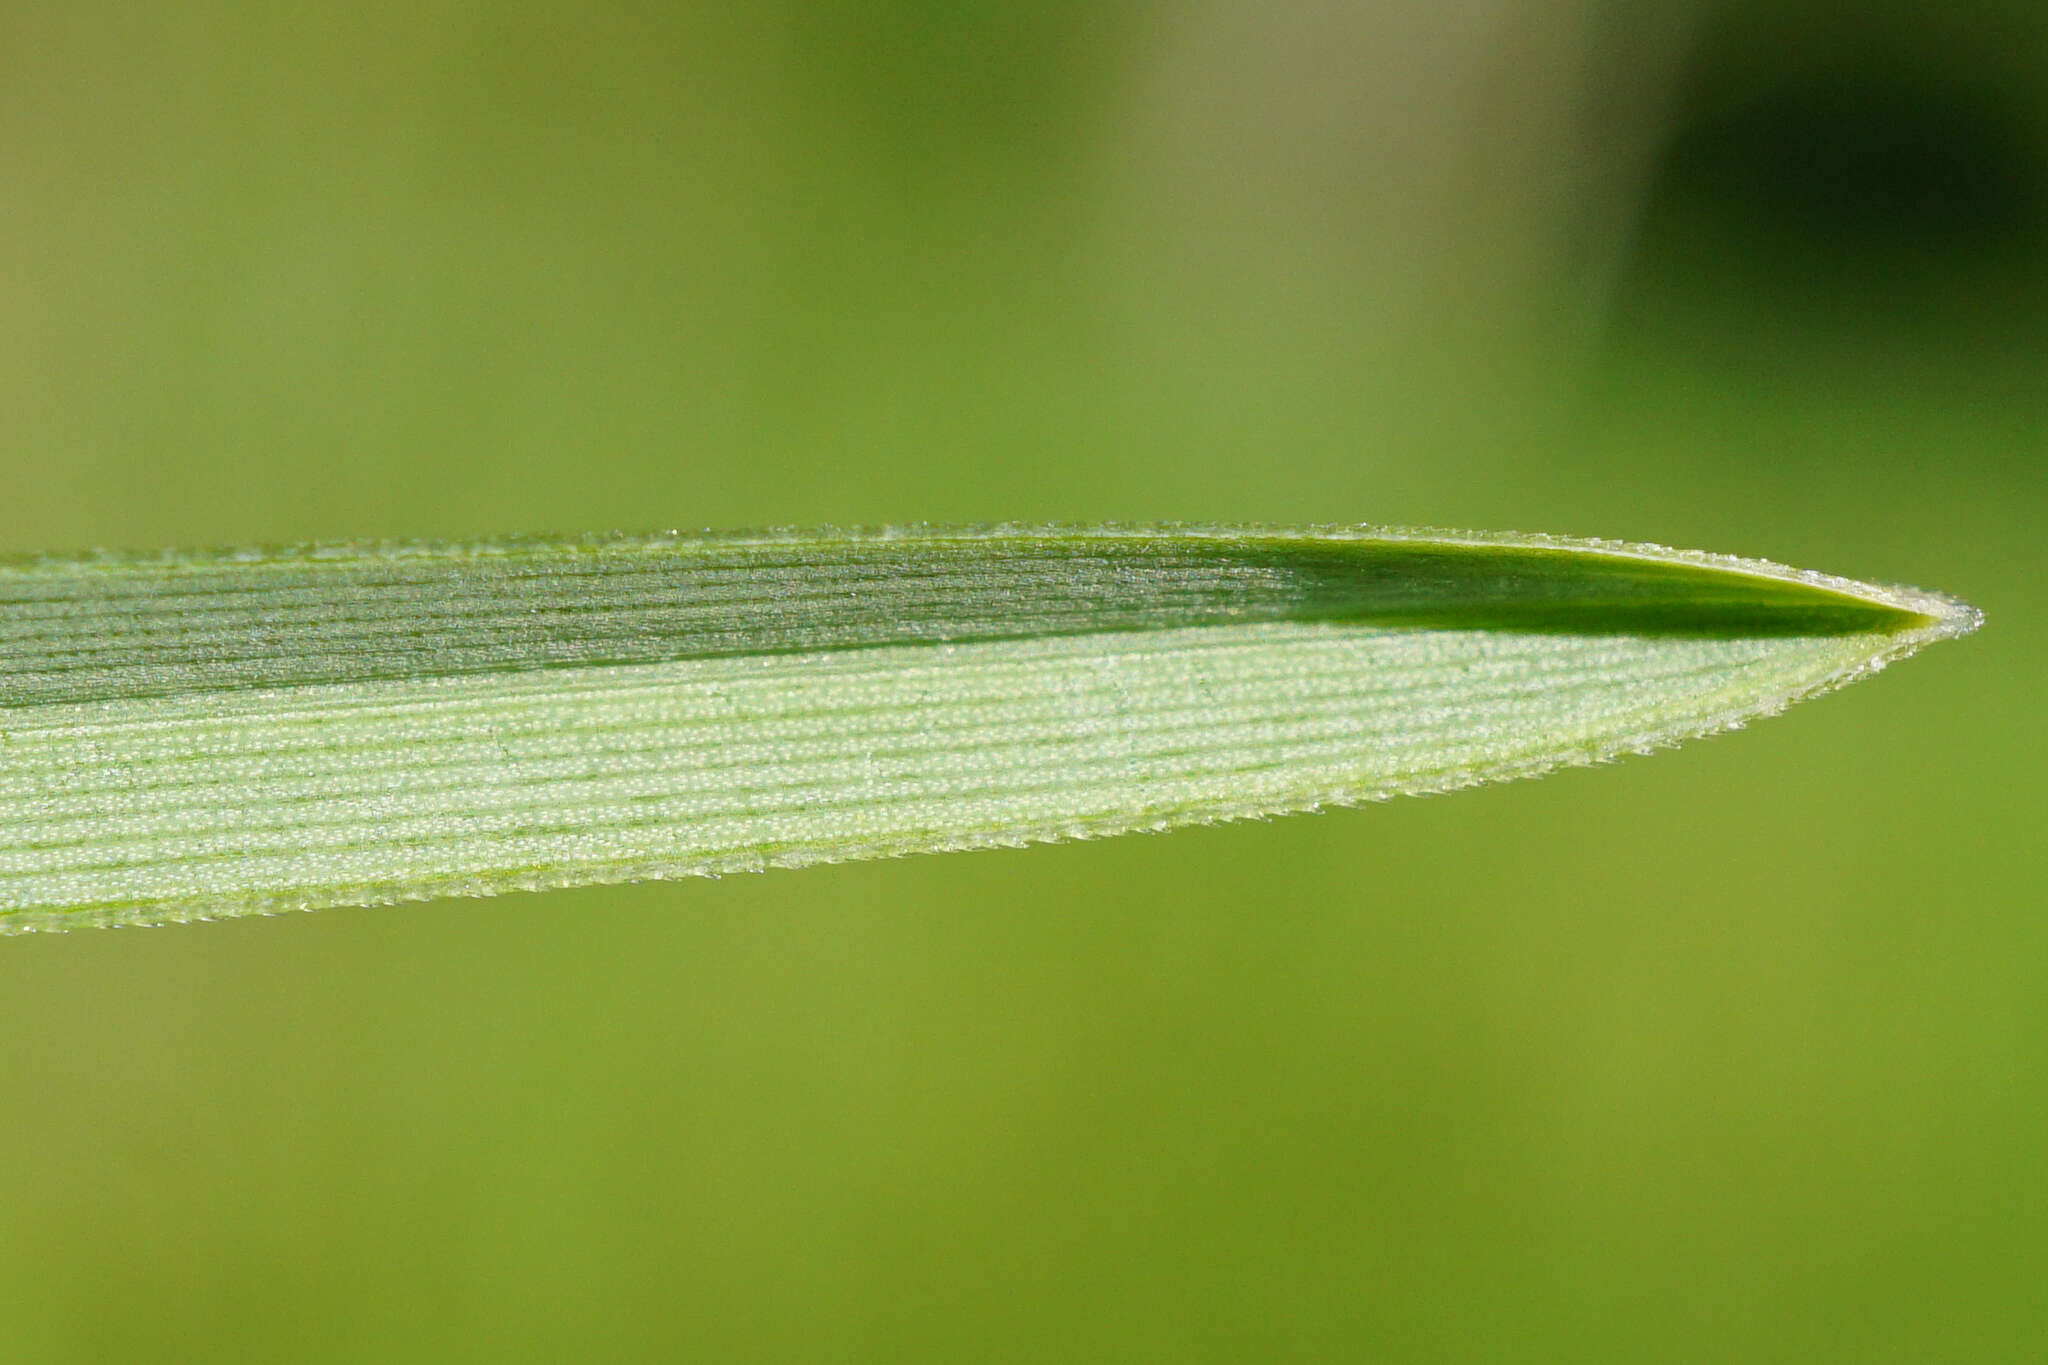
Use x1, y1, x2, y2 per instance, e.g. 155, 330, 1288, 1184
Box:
0, 526, 1978, 931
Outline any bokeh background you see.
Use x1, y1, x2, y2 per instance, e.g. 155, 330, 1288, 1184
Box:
1, 1, 2041, 1359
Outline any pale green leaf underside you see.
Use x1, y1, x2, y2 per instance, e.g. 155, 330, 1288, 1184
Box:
0, 525, 1978, 933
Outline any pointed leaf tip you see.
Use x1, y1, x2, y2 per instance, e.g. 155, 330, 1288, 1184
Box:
0, 524, 1978, 932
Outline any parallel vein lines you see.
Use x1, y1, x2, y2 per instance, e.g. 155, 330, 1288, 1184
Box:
0, 526, 1976, 930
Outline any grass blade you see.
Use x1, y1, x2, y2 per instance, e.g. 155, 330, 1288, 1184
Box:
0, 524, 1979, 932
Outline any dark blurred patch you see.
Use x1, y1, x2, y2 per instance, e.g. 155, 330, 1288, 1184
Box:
1625, 32, 2048, 317
1678, 74, 2035, 249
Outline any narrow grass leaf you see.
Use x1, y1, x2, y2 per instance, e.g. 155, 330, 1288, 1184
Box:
0, 525, 1978, 932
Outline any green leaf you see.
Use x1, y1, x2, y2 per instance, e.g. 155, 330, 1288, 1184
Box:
0, 525, 1978, 933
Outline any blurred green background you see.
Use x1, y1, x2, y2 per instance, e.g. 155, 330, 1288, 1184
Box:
1, 1, 2042, 1359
